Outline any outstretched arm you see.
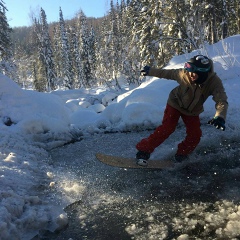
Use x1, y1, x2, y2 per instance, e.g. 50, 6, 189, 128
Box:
140, 65, 184, 82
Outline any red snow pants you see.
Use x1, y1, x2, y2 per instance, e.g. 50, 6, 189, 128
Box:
136, 104, 202, 156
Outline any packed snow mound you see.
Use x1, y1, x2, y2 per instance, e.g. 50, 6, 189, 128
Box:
102, 92, 118, 106
0, 73, 71, 135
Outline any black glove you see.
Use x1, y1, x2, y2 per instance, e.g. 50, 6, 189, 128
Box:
140, 65, 151, 76
207, 116, 225, 131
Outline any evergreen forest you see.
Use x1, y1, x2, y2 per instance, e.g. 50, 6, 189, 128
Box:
1, 0, 240, 91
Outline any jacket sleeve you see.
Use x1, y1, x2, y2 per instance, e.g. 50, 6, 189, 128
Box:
211, 77, 228, 120
148, 68, 183, 83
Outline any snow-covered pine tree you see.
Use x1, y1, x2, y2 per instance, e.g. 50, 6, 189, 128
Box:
94, 16, 112, 86
129, 0, 162, 66
126, 0, 143, 68
32, 18, 47, 91
33, 58, 47, 92
161, 0, 198, 55
202, 0, 219, 44
88, 26, 97, 86
52, 26, 62, 80
68, 24, 84, 88
78, 10, 92, 88
226, 0, 239, 36
0, 0, 18, 82
40, 8, 56, 91
234, 1, 240, 34
221, 0, 228, 39
0, 0, 12, 59
202, 0, 236, 43
32, 60, 37, 89
119, 0, 141, 85
108, 0, 121, 89
59, 7, 74, 89
125, 0, 240, 76
115, 0, 131, 83
32, 11, 55, 92
126, 0, 158, 67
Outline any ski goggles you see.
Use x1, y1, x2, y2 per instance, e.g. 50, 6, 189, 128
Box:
184, 62, 210, 72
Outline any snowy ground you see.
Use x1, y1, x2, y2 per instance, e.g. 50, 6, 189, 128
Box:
0, 35, 240, 239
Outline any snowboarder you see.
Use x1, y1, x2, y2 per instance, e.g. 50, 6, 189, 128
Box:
136, 55, 228, 166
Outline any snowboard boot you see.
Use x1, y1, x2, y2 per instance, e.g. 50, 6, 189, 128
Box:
174, 154, 188, 163
136, 151, 150, 166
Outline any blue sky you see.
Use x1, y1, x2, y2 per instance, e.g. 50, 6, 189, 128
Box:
6, 0, 116, 28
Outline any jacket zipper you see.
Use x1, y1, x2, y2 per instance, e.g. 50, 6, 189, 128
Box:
186, 85, 198, 110
179, 87, 189, 108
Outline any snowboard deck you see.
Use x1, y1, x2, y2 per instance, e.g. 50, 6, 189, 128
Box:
96, 153, 175, 169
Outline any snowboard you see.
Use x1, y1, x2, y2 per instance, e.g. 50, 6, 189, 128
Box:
95, 153, 174, 169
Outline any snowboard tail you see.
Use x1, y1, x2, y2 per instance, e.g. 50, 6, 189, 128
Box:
96, 153, 174, 169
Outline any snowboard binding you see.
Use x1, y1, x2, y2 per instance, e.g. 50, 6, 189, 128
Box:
136, 158, 148, 166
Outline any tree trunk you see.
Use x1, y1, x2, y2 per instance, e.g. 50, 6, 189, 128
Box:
222, 0, 228, 39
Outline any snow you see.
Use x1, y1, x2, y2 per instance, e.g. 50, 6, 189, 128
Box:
0, 35, 240, 239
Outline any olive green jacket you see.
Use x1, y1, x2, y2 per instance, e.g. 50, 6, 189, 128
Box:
148, 60, 228, 120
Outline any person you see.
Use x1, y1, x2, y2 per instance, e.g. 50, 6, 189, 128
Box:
136, 55, 228, 166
